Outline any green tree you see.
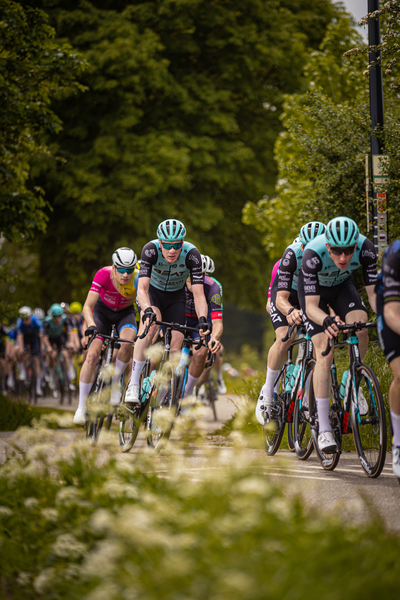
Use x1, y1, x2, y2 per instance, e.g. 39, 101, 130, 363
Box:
0, 0, 87, 241
21, 0, 339, 308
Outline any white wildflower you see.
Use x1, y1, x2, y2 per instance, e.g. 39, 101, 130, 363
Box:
0, 506, 13, 516
267, 496, 292, 519
89, 508, 114, 534
81, 540, 124, 579
41, 508, 59, 522
16, 571, 31, 586
24, 497, 39, 509
234, 476, 273, 496
52, 533, 87, 559
33, 567, 56, 594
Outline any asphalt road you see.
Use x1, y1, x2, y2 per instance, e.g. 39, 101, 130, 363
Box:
1, 391, 399, 532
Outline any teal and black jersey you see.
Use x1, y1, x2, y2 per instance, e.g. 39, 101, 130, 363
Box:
43, 314, 72, 339
277, 241, 303, 292
139, 240, 203, 292
300, 234, 377, 295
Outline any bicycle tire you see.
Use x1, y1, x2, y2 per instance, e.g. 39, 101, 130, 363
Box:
263, 393, 286, 456
61, 360, 72, 405
293, 359, 315, 460
147, 361, 176, 450
86, 371, 109, 445
119, 365, 154, 453
309, 368, 340, 471
352, 365, 386, 478
206, 376, 218, 421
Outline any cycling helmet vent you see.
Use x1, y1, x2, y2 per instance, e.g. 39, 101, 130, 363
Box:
157, 219, 186, 242
70, 301, 82, 314
299, 221, 326, 246
325, 217, 359, 247
33, 308, 45, 319
19, 306, 32, 319
201, 255, 215, 274
112, 247, 138, 269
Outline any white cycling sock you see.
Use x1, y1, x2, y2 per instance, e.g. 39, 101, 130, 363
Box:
112, 358, 128, 384
391, 410, 400, 446
184, 374, 199, 396
262, 368, 279, 398
130, 359, 145, 387
78, 381, 93, 411
316, 397, 331, 433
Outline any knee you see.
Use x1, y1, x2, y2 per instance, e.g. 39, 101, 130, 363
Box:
357, 328, 369, 344
86, 350, 100, 367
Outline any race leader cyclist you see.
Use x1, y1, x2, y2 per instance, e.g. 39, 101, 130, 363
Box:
183, 254, 223, 396
124, 219, 211, 403
298, 216, 377, 453
73, 247, 139, 425
376, 238, 400, 478
256, 221, 326, 425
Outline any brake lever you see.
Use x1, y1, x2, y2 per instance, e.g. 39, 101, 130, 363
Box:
281, 323, 296, 342
321, 337, 333, 357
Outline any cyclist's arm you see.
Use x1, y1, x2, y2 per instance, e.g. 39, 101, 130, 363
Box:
276, 290, 302, 325
360, 238, 378, 312
365, 284, 377, 313
82, 291, 100, 328
384, 302, 400, 335
17, 332, 24, 351
136, 276, 152, 313
192, 283, 209, 324
209, 318, 223, 353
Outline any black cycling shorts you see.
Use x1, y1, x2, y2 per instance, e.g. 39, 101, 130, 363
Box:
269, 276, 300, 332
93, 299, 138, 338
377, 294, 400, 363
138, 285, 186, 326
49, 334, 67, 350
297, 273, 367, 337
23, 334, 41, 356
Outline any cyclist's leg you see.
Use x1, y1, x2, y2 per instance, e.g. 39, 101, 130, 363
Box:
127, 305, 161, 401
182, 317, 204, 395
214, 344, 226, 394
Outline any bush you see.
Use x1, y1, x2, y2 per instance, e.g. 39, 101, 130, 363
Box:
0, 418, 399, 599
0, 393, 74, 432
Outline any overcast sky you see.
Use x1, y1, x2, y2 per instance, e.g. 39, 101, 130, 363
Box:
337, 0, 370, 39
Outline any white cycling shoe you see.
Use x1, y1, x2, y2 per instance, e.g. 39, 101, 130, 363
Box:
125, 384, 140, 404
256, 395, 273, 425
318, 430, 337, 454
392, 445, 400, 479
73, 408, 86, 427
217, 379, 227, 395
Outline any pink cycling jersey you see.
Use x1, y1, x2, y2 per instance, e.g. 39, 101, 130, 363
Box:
268, 260, 280, 298
90, 266, 138, 310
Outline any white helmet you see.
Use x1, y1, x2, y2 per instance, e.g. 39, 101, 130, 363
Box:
201, 255, 215, 274
33, 308, 45, 319
293, 236, 300, 244
19, 306, 32, 319
112, 247, 137, 269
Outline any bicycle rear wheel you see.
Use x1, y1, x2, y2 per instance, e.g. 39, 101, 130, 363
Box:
309, 369, 340, 471
293, 359, 315, 460
147, 361, 176, 450
352, 365, 386, 478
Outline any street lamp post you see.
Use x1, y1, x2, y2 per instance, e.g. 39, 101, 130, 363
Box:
368, 0, 388, 256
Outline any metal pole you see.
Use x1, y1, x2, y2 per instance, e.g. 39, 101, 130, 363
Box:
368, 0, 388, 256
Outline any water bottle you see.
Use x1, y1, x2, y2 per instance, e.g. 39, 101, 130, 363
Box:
339, 370, 349, 399
289, 364, 300, 390
285, 364, 295, 392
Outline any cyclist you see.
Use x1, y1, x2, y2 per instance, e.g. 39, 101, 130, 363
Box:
124, 219, 210, 404
376, 238, 400, 478
16, 306, 43, 396
297, 216, 377, 453
69, 301, 84, 351
183, 254, 223, 396
256, 222, 326, 425
42, 303, 76, 391
73, 248, 139, 425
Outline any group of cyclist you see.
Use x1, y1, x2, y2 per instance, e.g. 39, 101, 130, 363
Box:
0, 302, 84, 398
72, 219, 225, 426
257, 216, 400, 479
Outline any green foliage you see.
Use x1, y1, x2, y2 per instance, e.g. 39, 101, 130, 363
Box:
0, 0, 87, 242
0, 393, 73, 430
17, 0, 340, 308
1, 420, 399, 598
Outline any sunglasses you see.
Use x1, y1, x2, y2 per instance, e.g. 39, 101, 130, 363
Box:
329, 245, 355, 256
160, 241, 183, 250
115, 267, 135, 274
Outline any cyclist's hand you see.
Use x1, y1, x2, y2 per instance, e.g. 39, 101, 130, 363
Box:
198, 316, 212, 338
141, 307, 157, 327
287, 308, 302, 326
323, 316, 341, 339
208, 339, 220, 354
85, 326, 98, 338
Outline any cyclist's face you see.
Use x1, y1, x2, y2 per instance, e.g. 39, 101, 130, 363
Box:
326, 244, 354, 270
22, 316, 31, 325
113, 267, 133, 284
52, 316, 62, 324
159, 240, 182, 264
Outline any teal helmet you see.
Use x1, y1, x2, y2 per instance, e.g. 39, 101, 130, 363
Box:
157, 219, 186, 242
50, 303, 63, 317
299, 221, 326, 246
325, 217, 359, 247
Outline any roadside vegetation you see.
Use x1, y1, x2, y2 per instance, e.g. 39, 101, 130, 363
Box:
1, 415, 399, 599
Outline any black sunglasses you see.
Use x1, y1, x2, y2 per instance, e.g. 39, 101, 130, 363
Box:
329, 245, 355, 256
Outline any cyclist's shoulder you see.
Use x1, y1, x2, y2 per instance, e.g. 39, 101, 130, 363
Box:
31, 315, 42, 328
93, 265, 112, 281
303, 234, 326, 256
207, 275, 222, 291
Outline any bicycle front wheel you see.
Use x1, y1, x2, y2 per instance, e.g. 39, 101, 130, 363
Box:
309, 369, 340, 471
293, 360, 315, 460
147, 361, 176, 450
352, 365, 386, 478
263, 394, 286, 456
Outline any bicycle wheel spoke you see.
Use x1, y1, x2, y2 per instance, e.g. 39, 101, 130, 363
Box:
147, 362, 176, 450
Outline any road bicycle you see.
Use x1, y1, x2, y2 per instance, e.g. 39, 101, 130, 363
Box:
85, 325, 135, 445
306, 322, 386, 478
119, 320, 209, 453
199, 351, 218, 421
264, 324, 315, 456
